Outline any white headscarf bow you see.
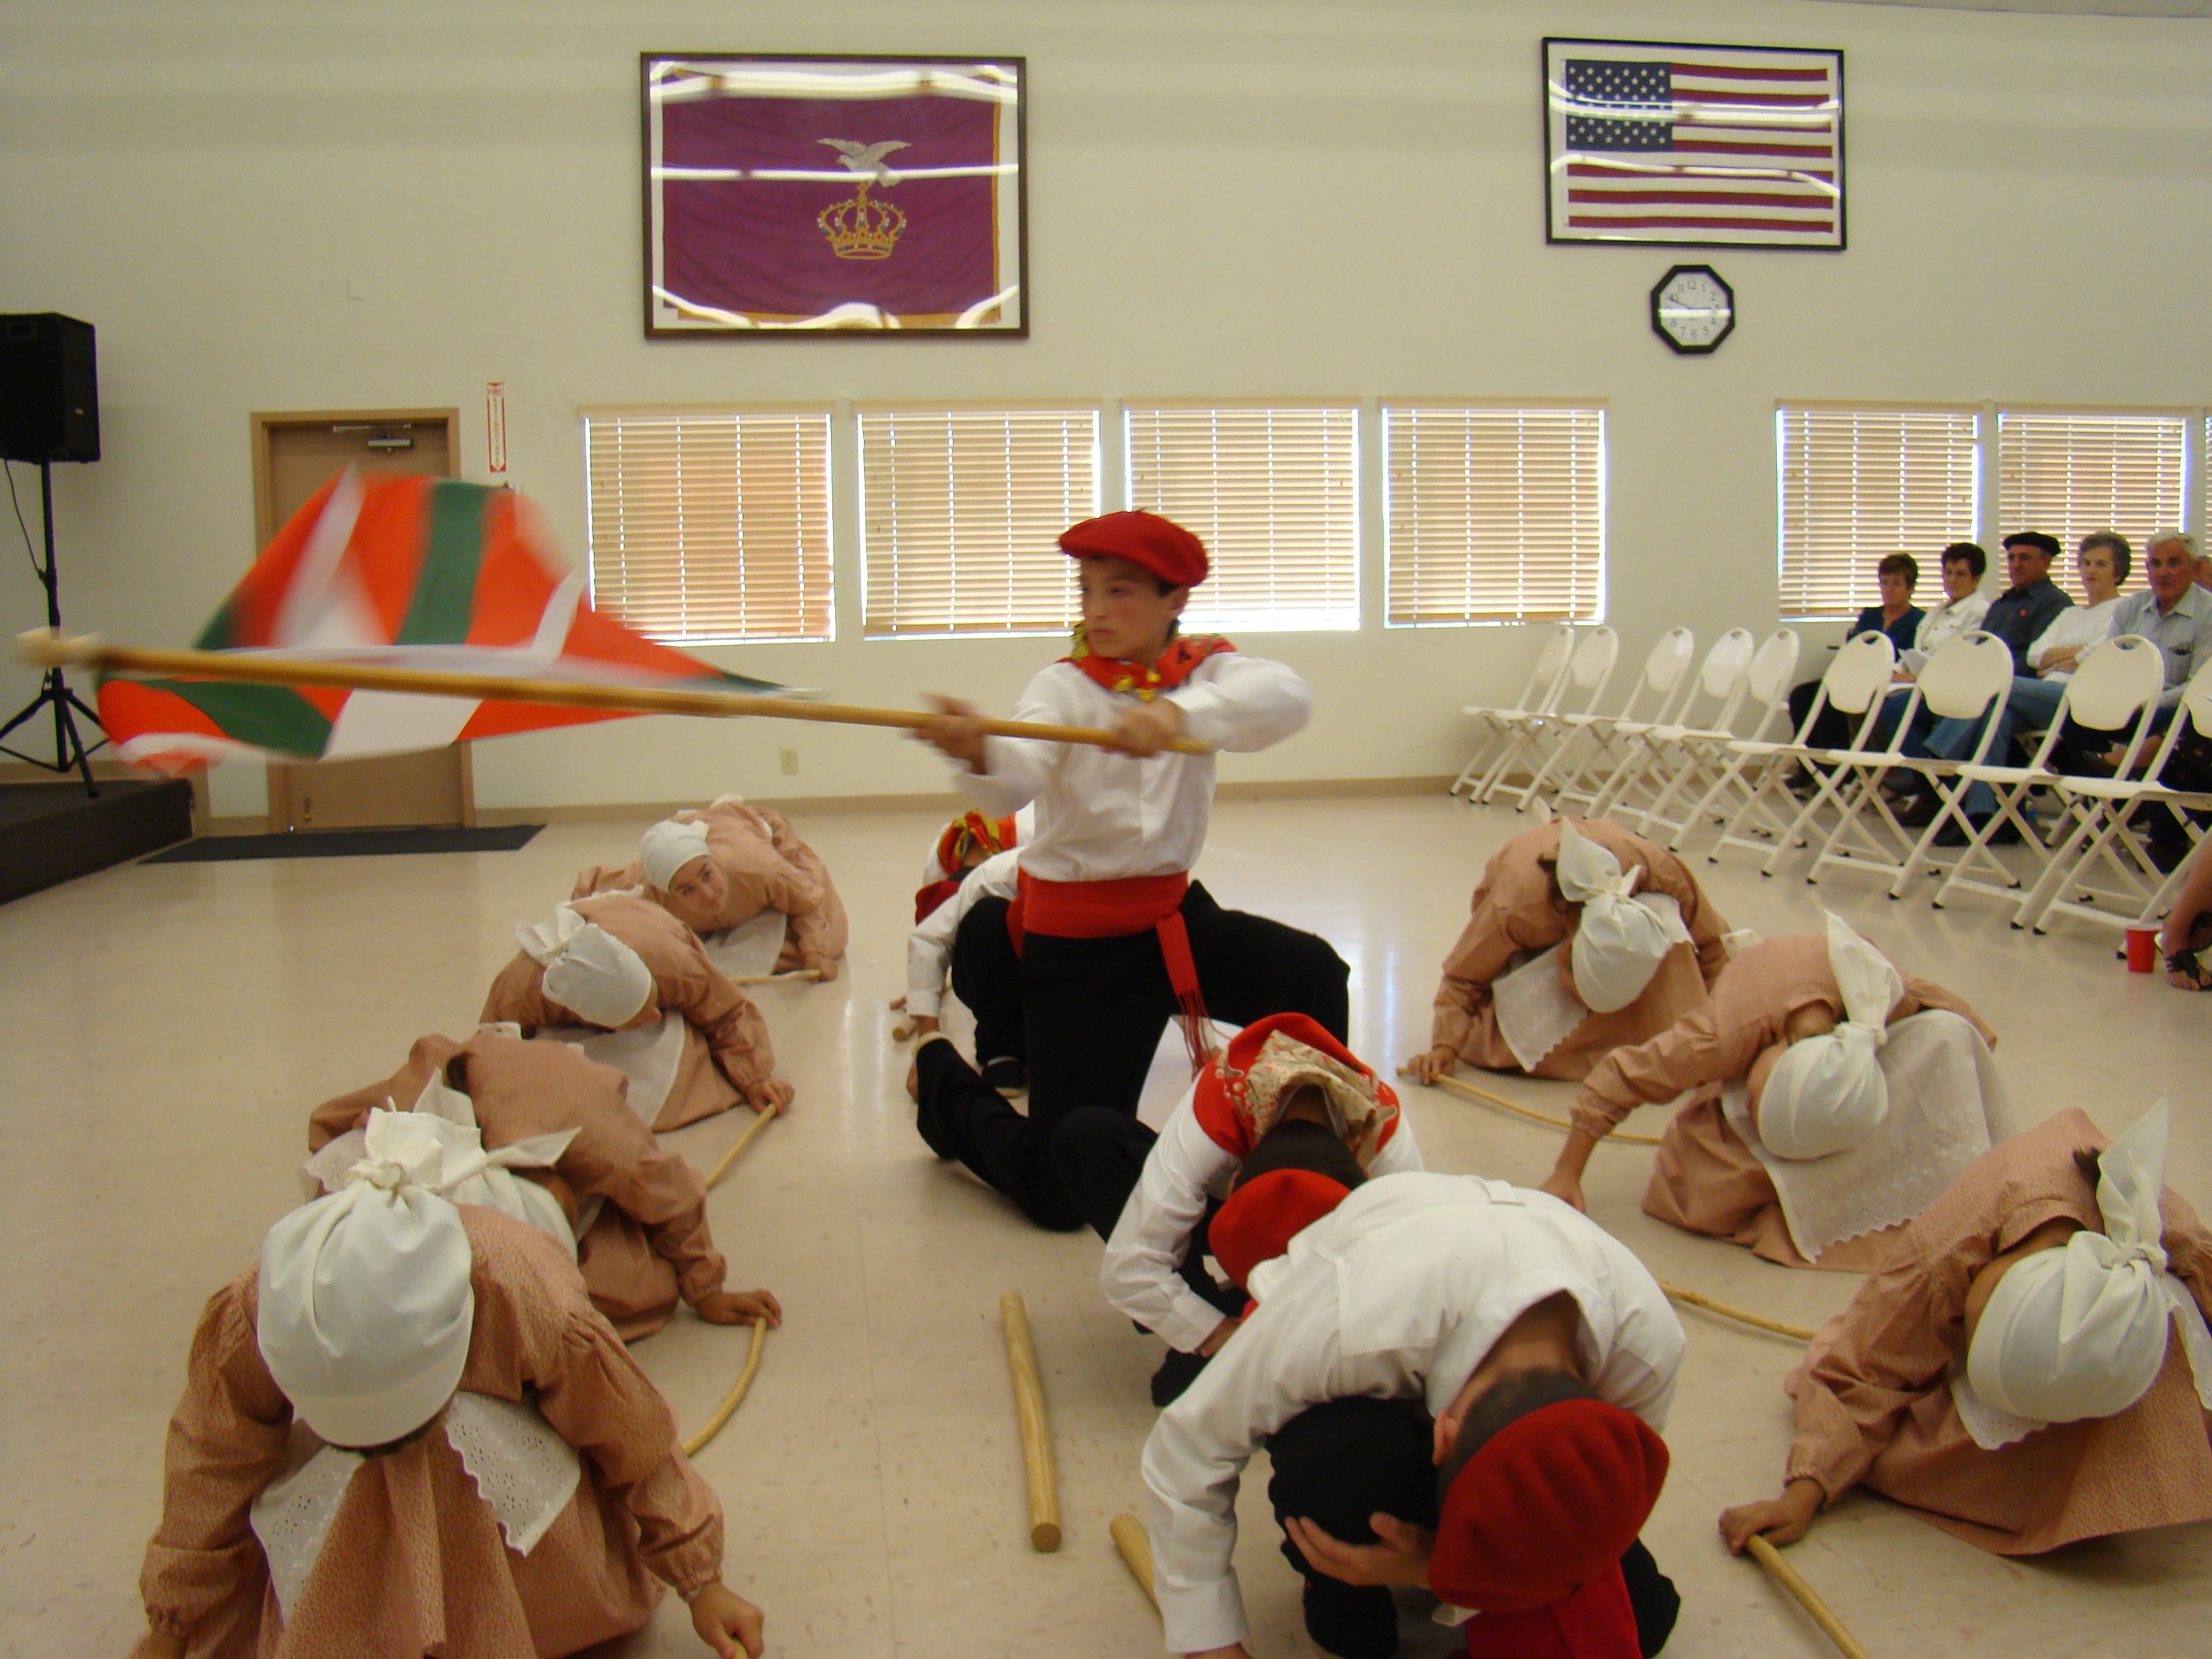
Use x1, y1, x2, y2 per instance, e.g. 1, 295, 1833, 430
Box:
389, 1080, 579, 1252
1555, 822, 1692, 1015
517, 904, 653, 1029
1967, 1101, 2212, 1429
640, 819, 713, 891
1757, 913, 1904, 1160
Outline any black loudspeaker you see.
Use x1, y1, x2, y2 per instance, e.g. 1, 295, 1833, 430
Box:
0, 313, 99, 464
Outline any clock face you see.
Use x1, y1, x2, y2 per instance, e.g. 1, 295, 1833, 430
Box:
1651, 265, 1734, 354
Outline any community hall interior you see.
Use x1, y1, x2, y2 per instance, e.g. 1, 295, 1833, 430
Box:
3, 3, 2209, 1658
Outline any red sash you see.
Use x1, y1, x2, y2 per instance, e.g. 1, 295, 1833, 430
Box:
1007, 870, 1214, 1069
1061, 632, 1235, 700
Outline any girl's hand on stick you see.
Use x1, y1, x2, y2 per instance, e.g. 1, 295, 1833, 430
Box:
744, 1080, 794, 1113
696, 1289, 782, 1328
916, 694, 989, 771
1719, 1479, 1822, 1553
687, 1582, 766, 1658
1404, 1046, 1456, 1084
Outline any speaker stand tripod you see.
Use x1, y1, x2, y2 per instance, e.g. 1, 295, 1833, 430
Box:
1, 459, 106, 796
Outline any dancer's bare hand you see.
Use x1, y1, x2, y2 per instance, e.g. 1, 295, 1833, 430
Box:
688, 1582, 765, 1658
1539, 1169, 1587, 1212
1109, 699, 1185, 758
1284, 1513, 1435, 1588
915, 694, 989, 770
696, 1289, 782, 1328
1404, 1046, 1456, 1085
1719, 1480, 1822, 1552
804, 954, 840, 983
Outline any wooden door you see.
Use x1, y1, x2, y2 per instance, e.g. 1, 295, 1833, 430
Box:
251, 410, 475, 832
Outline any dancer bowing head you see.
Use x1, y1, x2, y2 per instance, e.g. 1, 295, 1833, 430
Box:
909, 511, 1348, 1231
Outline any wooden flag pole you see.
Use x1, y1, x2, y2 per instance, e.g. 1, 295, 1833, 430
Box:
1399, 1069, 1664, 1148
15, 630, 1212, 756
1745, 1536, 1877, 1659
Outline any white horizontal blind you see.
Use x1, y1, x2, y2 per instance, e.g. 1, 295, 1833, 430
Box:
1997, 411, 2187, 554
1124, 403, 1359, 631
859, 406, 1099, 637
1384, 405, 1605, 626
582, 409, 832, 642
1776, 406, 1978, 619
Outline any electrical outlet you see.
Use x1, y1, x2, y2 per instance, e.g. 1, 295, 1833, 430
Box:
779, 748, 799, 775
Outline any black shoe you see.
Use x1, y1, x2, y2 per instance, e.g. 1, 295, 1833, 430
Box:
1895, 791, 1941, 829
1149, 1346, 1210, 1407
2149, 837, 2192, 875
1299, 1576, 1398, 1659
979, 1055, 1027, 1094
1935, 814, 2015, 848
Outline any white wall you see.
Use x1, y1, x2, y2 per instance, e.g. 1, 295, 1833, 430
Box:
3, 0, 2207, 813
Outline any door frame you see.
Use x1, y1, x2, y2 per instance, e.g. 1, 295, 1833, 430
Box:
248, 408, 472, 832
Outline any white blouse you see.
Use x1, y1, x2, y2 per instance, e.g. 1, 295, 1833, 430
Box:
2026, 597, 2121, 679
1914, 590, 1991, 655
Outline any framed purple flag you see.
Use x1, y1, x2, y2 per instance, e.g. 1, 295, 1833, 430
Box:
1543, 38, 1844, 250
642, 54, 1028, 336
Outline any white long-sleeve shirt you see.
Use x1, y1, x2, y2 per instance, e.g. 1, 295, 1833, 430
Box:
903, 848, 1023, 1019
952, 653, 1311, 884
1140, 1170, 1683, 1656
2026, 596, 2121, 680
1099, 1083, 1426, 1355
1913, 590, 1991, 655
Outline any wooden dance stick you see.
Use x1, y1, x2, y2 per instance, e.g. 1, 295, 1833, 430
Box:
1400, 1069, 1664, 1147
731, 968, 821, 987
1745, 1536, 1877, 1659
704, 1105, 777, 1191
1000, 1292, 1062, 1551
16, 630, 1212, 755
680, 1317, 769, 1458
1109, 1513, 1160, 1610
1658, 1282, 1816, 1343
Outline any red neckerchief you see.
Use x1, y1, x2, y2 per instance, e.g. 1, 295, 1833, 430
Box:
1061, 629, 1235, 699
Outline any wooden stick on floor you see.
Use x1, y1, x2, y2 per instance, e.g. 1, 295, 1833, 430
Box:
704, 1106, 778, 1191
1110, 1513, 1158, 1610
1401, 1069, 1665, 1147
17, 630, 1211, 755
731, 968, 822, 987
1659, 1282, 1816, 1343
1000, 1292, 1062, 1552
680, 1318, 769, 1458
1745, 1536, 1877, 1659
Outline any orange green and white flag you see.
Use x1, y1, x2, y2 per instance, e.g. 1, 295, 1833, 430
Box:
98, 469, 790, 774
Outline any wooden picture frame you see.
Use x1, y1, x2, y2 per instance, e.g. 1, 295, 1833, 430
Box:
642, 53, 1029, 337
1542, 37, 1845, 251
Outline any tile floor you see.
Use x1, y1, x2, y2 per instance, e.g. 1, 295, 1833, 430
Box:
1, 794, 2205, 1658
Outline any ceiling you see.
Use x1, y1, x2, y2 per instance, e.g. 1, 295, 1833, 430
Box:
1814, 0, 2211, 15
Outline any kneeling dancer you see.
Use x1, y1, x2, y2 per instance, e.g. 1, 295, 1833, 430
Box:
912, 510, 1348, 1228
1144, 1168, 1683, 1659
1409, 819, 1729, 1086
1100, 1013, 1423, 1405
307, 1028, 779, 1341
903, 842, 1027, 1090
1722, 1099, 2212, 1557
1542, 915, 1997, 1271
484, 891, 792, 1128
130, 1115, 762, 1658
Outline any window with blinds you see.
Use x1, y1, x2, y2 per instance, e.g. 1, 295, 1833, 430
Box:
1776, 406, 1978, 619
1124, 403, 1359, 631
859, 406, 1099, 638
581, 409, 832, 642
1996, 411, 2187, 553
1383, 404, 1605, 626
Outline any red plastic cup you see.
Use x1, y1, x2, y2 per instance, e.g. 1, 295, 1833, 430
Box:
2125, 927, 2159, 973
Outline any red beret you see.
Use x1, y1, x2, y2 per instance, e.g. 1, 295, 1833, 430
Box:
1428, 1399, 1669, 1615
1059, 510, 1208, 589
1208, 1169, 1349, 1292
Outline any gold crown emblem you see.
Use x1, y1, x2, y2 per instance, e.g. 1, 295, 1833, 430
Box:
818, 180, 905, 261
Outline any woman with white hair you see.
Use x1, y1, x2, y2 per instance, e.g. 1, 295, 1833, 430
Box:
1542, 918, 1998, 1271
1721, 1100, 2212, 1557
573, 796, 848, 981
129, 1114, 765, 1658
1406, 818, 1732, 1086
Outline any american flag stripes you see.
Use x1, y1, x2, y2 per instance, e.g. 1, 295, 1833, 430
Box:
1544, 39, 1845, 249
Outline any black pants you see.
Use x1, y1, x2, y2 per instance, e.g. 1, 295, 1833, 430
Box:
1265, 1397, 1680, 1659
916, 881, 1348, 1230
1786, 680, 1853, 754
949, 896, 1026, 1066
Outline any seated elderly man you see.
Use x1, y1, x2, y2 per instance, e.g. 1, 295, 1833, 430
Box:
1786, 552, 1927, 751
1721, 1099, 2212, 1559
575, 797, 848, 981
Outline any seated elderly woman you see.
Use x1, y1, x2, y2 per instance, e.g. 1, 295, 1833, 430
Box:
1721, 1099, 2212, 1558
1542, 915, 2003, 1271
1784, 552, 1926, 755
1407, 819, 1732, 1086
575, 797, 848, 981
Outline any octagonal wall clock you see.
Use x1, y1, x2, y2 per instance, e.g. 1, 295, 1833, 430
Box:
1650, 264, 1734, 354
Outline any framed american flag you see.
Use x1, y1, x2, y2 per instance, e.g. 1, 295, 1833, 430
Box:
642, 54, 1028, 336
1542, 38, 1845, 251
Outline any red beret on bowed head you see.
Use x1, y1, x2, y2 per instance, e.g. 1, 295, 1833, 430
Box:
1208, 1170, 1350, 1293
1059, 510, 1208, 589
1427, 1399, 1669, 1616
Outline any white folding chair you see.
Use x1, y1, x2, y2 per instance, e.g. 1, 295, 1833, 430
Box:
1482, 626, 1619, 806
1707, 630, 1895, 871
1541, 628, 1697, 817
1589, 628, 1754, 827
1798, 633, 2017, 894
1451, 625, 1574, 798
2016, 661, 2212, 937
1931, 634, 2168, 912
1646, 629, 1802, 851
